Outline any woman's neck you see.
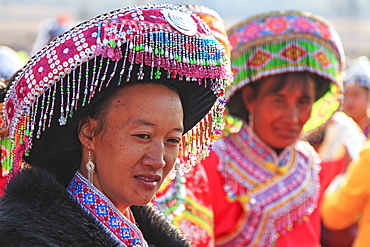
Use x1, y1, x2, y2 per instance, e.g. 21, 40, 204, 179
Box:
124, 207, 136, 224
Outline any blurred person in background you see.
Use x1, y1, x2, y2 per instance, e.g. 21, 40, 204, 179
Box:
307, 111, 366, 192
343, 56, 370, 138
320, 56, 370, 247
321, 139, 370, 247
307, 111, 365, 247
202, 10, 344, 247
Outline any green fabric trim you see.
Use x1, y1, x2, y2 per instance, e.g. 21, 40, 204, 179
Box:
231, 40, 340, 87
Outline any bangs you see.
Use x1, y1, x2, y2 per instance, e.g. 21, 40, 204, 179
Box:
251, 72, 329, 101
256, 72, 313, 96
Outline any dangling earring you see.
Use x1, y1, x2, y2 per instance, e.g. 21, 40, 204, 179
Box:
86, 147, 95, 187
248, 113, 254, 132
248, 113, 254, 146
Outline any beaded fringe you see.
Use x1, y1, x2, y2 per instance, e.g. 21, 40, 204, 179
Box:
5, 4, 232, 179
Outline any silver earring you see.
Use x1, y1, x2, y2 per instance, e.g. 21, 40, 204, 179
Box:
86, 148, 95, 187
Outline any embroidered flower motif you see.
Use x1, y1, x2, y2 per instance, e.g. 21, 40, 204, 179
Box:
242, 22, 261, 40
266, 16, 288, 34
316, 22, 332, 40
228, 35, 239, 49
294, 16, 313, 32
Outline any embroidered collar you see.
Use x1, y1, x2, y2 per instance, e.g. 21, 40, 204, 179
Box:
67, 171, 148, 247
214, 124, 320, 246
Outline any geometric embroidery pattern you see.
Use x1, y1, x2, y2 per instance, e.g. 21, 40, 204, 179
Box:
314, 50, 331, 68
247, 50, 272, 68
280, 44, 307, 62
67, 172, 147, 247
214, 126, 320, 246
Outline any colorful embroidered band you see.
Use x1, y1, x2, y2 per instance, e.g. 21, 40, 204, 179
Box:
68, 172, 148, 247
214, 125, 320, 246
227, 10, 344, 136
5, 4, 232, 179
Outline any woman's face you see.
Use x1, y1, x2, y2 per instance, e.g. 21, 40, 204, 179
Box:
343, 84, 369, 123
244, 74, 315, 149
83, 83, 183, 211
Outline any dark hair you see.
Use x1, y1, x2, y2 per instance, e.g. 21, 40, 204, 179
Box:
250, 72, 325, 100
227, 72, 331, 123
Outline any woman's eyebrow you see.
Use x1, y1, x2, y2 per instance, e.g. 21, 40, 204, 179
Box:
131, 119, 184, 132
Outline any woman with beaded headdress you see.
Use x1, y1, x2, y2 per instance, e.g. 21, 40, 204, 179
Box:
0, 4, 231, 246
201, 10, 344, 246
154, 5, 231, 247
0, 45, 24, 196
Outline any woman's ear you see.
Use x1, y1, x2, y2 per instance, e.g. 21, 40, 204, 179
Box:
241, 86, 255, 114
78, 116, 99, 150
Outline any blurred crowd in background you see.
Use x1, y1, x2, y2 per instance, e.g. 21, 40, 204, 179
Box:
2, 0, 370, 60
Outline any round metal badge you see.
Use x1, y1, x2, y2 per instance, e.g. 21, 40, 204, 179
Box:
162, 9, 197, 36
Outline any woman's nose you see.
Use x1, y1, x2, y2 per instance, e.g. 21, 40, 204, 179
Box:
284, 104, 299, 123
142, 142, 166, 169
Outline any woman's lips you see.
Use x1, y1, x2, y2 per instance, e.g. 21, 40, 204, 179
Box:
277, 128, 299, 139
134, 174, 161, 189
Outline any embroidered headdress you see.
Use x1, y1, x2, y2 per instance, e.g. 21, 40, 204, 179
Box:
5, 4, 232, 182
227, 10, 344, 136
